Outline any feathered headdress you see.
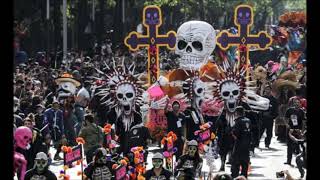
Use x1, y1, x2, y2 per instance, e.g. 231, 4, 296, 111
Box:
94, 58, 147, 108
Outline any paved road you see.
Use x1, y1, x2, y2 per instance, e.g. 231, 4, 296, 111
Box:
15, 133, 306, 180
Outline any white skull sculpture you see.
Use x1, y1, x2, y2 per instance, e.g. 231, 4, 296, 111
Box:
175, 21, 216, 70
220, 81, 240, 113
193, 78, 206, 111
116, 84, 136, 116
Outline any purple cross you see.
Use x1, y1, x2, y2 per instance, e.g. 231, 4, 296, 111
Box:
124, 5, 176, 85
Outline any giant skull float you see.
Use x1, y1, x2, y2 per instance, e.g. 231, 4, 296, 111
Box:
176, 21, 216, 70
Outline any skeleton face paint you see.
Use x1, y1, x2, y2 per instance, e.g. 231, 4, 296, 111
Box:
96, 156, 107, 165
188, 146, 198, 157
116, 84, 136, 116
175, 21, 216, 70
152, 159, 163, 169
220, 81, 240, 112
34, 159, 47, 173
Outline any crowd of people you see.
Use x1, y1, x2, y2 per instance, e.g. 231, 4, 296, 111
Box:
13, 10, 306, 180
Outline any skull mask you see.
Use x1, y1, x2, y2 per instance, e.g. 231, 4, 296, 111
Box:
14, 126, 32, 150
116, 84, 136, 116
220, 81, 240, 113
176, 21, 216, 70
34, 152, 48, 173
188, 146, 198, 157
192, 78, 206, 111
57, 81, 77, 100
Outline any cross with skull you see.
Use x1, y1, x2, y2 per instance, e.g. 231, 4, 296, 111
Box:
216, 5, 272, 76
124, 5, 176, 85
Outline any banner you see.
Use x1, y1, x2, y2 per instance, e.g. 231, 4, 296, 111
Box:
64, 144, 83, 166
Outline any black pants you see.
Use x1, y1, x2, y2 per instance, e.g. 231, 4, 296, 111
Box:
231, 158, 249, 178
85, 145, 101, 164
260, 118, 274, 147
286, 138, 300, 164
296, 153, 305, 176
277, 125, 287, 142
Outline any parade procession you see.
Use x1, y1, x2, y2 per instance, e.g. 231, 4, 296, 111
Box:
14, 0, 306, 179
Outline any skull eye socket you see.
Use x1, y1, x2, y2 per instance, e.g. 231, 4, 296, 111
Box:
239, 12, 243, 17
192, 41, 203, 51
117, 93, 123, 99
232, 90, 239, 96
147, 13, 150, 18
197, 88, 203, 94
126, 92, 134, 98
153, 13, 158, 18
246, 12, 250, 17
178, 40, 188, 50
23, 136, 29, 139
222, 91, 230, 97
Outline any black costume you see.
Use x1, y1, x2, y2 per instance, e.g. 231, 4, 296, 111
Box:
184, 107, 203, 141
165, 111, 185, 158
144, 168, 172, 180
115, 112, 144, 155
25, 168, 57, 180
84, 161, 113, 180
175, 154, 203, 179
231, 116, 253, 178
285, 107, 304, 164
260, 94, 279, 147
215, 111, 234, 171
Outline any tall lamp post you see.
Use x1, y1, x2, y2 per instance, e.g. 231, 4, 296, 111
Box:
63, 0, 67, 59
46, 0, 50, 65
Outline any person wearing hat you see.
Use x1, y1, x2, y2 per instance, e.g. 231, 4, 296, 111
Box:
144, 152, 172, 180
43, 99, 65, 161
230, 106, 253, 178
84, 148, 112, 180
24, 152, 57, 180
175, 140, 203, 179
79, 113, 104, 164
259, 85, 279, 149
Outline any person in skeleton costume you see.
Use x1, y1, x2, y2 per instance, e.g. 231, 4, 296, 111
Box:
144, 153, 172, 180
14, 126, 33, 180
212, 60, 270, 171
94, 63, 146, 155
182, 71, 208, 141
175, 140, 203, 179
24, 152, 57, 180
84, 148, 113, 180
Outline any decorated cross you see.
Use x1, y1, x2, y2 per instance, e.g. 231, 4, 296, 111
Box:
124, 5, 176, 85
216, 5, 272, 77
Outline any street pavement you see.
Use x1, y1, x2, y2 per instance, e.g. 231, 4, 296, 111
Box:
15, 133, 306, 180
